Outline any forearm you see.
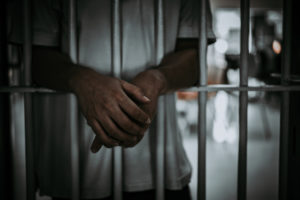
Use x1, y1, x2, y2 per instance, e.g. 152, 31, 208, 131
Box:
33, 46, 153, 149
32, 46, 93, 92
152, 48, 198, 95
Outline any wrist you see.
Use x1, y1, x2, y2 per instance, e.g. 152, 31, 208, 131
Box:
68, 65, 95, 95
146, 69, 168, 95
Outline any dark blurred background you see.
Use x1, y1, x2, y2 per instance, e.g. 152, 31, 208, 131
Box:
176, 0, 300, 199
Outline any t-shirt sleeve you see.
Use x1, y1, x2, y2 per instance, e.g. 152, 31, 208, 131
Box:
8, 0, 62, 47
178, 0, 216, 43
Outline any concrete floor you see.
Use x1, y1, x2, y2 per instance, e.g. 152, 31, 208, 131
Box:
183, 96, 280, 200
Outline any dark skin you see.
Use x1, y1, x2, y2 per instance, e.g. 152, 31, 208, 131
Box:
32, 39, 200, 152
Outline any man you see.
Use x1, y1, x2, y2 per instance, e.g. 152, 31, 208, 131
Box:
9, 0, 215, 199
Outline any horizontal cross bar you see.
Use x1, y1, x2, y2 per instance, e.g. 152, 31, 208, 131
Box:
0, 86, 56, 93
184, 85, 300, 92
1, 84, 300, 93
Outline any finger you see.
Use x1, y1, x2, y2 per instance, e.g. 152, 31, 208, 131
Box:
91, 136, 102, 153
110, 106, 147, 136
118, 93, 151, 125
89, 120, 119, 152
121, 80, 151, 104
122, 126, 148, 148
101, 116, 138, 145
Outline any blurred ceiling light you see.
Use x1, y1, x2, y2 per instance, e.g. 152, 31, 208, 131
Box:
215, 39, 228, 54
272, 40, 281, 54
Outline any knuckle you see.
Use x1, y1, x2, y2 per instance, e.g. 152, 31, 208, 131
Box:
115, 132, 126, 141
129, 122, 140, 132
111, 77, 119, 84
122, 120, 140, 135
109, 130, 122, 141
115, 78, 121, 84
131, 110, 143, 121
113, 79, 122, 89
103, 98, 113, 108
115, 93, 125, 103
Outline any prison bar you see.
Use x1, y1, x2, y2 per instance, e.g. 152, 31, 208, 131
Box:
279, 93, 290, 200
279, 0, 292, 199
68, 0, 80, 199
155, 0, 166, 199
2, 85, 300, 94
197, 0, 208, 199
1, 1, 299, 200
22, 0, 36, 199
111, 1, 123, 200
155, 100, 165, 200
237, 0, 250, 199
0, 0, 13, 198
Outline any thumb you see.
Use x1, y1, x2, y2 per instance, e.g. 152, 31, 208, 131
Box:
121, 80, 151, 104
91, 136, 103, 153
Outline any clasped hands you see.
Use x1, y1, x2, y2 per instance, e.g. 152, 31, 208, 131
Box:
73, 69, 166, 153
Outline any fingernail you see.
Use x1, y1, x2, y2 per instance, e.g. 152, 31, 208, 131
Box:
145, 118, 151, 124
143, 96, 151, 102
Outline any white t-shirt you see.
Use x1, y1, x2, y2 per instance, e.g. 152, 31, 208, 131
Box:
9, 0, 215, 198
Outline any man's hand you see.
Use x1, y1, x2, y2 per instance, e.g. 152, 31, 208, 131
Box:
123, 69, 167, 143
32, 41, 201, 152
70, 68, 151, 151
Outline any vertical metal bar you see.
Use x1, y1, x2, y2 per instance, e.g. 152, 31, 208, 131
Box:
23, 0, 36, 199
155, 99, 165, 200
240, 0, 249, 86
23, 0, 32, 86
111, 1, 123, 200
155, 0, 165, 199
238, 92, 248, 200
68, 1, 80, 200
281, 0, 292, 82
238, 0, 249, 199
279, 92, 289, 200
279, 0, 292, 199
197, 93, 207, 200
197, 0, 207, 200
70, 94, 80, 200
0, 0, 8, 86
0, 0, 13, 198
69, 0, 78, 62
198, 0, 207, 87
